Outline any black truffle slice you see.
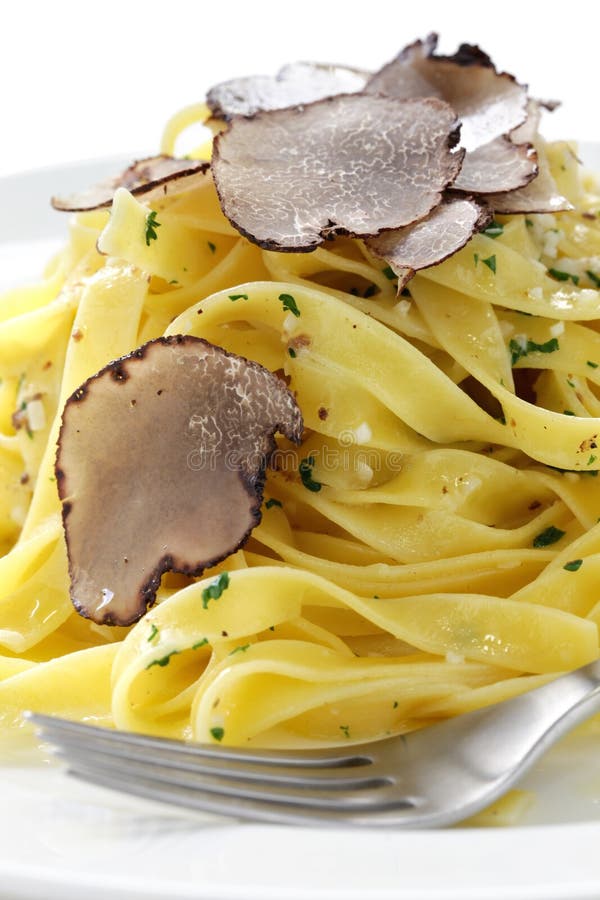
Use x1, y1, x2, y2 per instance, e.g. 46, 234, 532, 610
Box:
367, 35, 537, 195
367, 197, 491, 288
51, 156, 209, 212
55, 336, 303, 626
452, 137, 538, 193
207, 61, 369, 120
367, 34, 528, 151
488, 167, 573, 214
212, 94, 464, 252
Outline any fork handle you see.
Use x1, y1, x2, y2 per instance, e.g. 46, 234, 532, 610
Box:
462, 658, 600, 772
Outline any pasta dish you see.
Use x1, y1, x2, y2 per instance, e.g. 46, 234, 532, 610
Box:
1, 36, 600, 775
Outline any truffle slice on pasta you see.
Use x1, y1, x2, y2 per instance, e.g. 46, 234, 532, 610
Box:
56, 336, 303, 626
366, 197, 492, 288
207, 61, 369, 120
367, 35, 537, 194
51, 156, 209, 212
212, 94, 463, 251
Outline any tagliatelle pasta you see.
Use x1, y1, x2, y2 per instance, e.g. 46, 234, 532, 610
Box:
2, 101, 600, 758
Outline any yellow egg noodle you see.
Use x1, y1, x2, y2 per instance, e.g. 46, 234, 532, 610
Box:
2, 109, 600, 758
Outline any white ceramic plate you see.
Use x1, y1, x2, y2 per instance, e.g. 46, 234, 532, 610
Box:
2, 150, 600, 900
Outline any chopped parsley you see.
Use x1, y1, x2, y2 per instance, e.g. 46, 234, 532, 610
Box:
473, 252, 479, 266
147, 623, 159, 642
533, 526, 566, 548
587, 361, 599, 369
229, 644, 250, 655
525, 219, 534, 228
229, 293, 248, 301
563, 410, 575, 416
146, 649, 180, 669
586, 270, 600, 288
509, 337, 559, 366
482, 254, 497, 274
548, 268, 579, 285
382, 265, 397, 280
298, 455, 322, 492
563, 559, 583, 572
279, 293, 301, 317
393, 700, 399, 709
483, 221, 504, 239
144, 210, 161, 246
210, 726, 225, 742
202, 572, 230, 609
589, 454, 598, 466
339, 725, 350, 738
288, 347, 297, 358
207, 241, 216, 253
265, 497, 283, 509
192, 638, 209, 650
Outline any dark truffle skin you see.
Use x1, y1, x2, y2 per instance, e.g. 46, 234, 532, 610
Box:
56, 336, 303, 626
52, 156, 209, 212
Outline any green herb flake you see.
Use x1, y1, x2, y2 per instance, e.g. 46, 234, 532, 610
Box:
147, 623, 159, 643
279, 293, 301, 317
207, 241, 216, 253
563, 559, 583, 572
473, 253, 479, 266
144, 210, 161, 246
363, 284, 377, 298
382, 265, 397, 281
587, 361, 599, 369
168, 279, 179, 285
339, 725, 350, 739
548, 268, 579, 285
563, 410, 575, 416
525, 219, 534, 228
210, 726, 225, 742
588, 454, 597, 466
586, 270, 600, 288
146, 649, 180, 669
509, 337, 559, 366
393, 700, 399, 709
298, 455, 322, 492
229, 644, 251, 655
567, 378, 576, 388
192, 638, 209, 650
265, 498, 283, 510
482, 254, 497, 274
287, 347, 297, 358
201, 572, 230, 609
229, 293, 248, 301
533, 526, 566, 548
483, 221, 504, 239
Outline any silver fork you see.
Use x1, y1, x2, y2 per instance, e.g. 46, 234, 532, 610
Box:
27, 659, 600, 828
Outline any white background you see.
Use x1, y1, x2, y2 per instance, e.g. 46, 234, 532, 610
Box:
0, 0, 597, 178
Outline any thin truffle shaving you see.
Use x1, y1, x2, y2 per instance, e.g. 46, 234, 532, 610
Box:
367, 197, 492, 287
367, 35, 537, 194
207, 61, 368, 120
56, 337, 303, 626
51, 156, 209, 212
367, 34, 528, 151
212, 94, 463, 252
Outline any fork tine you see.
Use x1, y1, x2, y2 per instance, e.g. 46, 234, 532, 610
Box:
55, 745, 396, 810
66, 764, 417, 827
45, 733, 389, 789
27, 713, 373, 768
